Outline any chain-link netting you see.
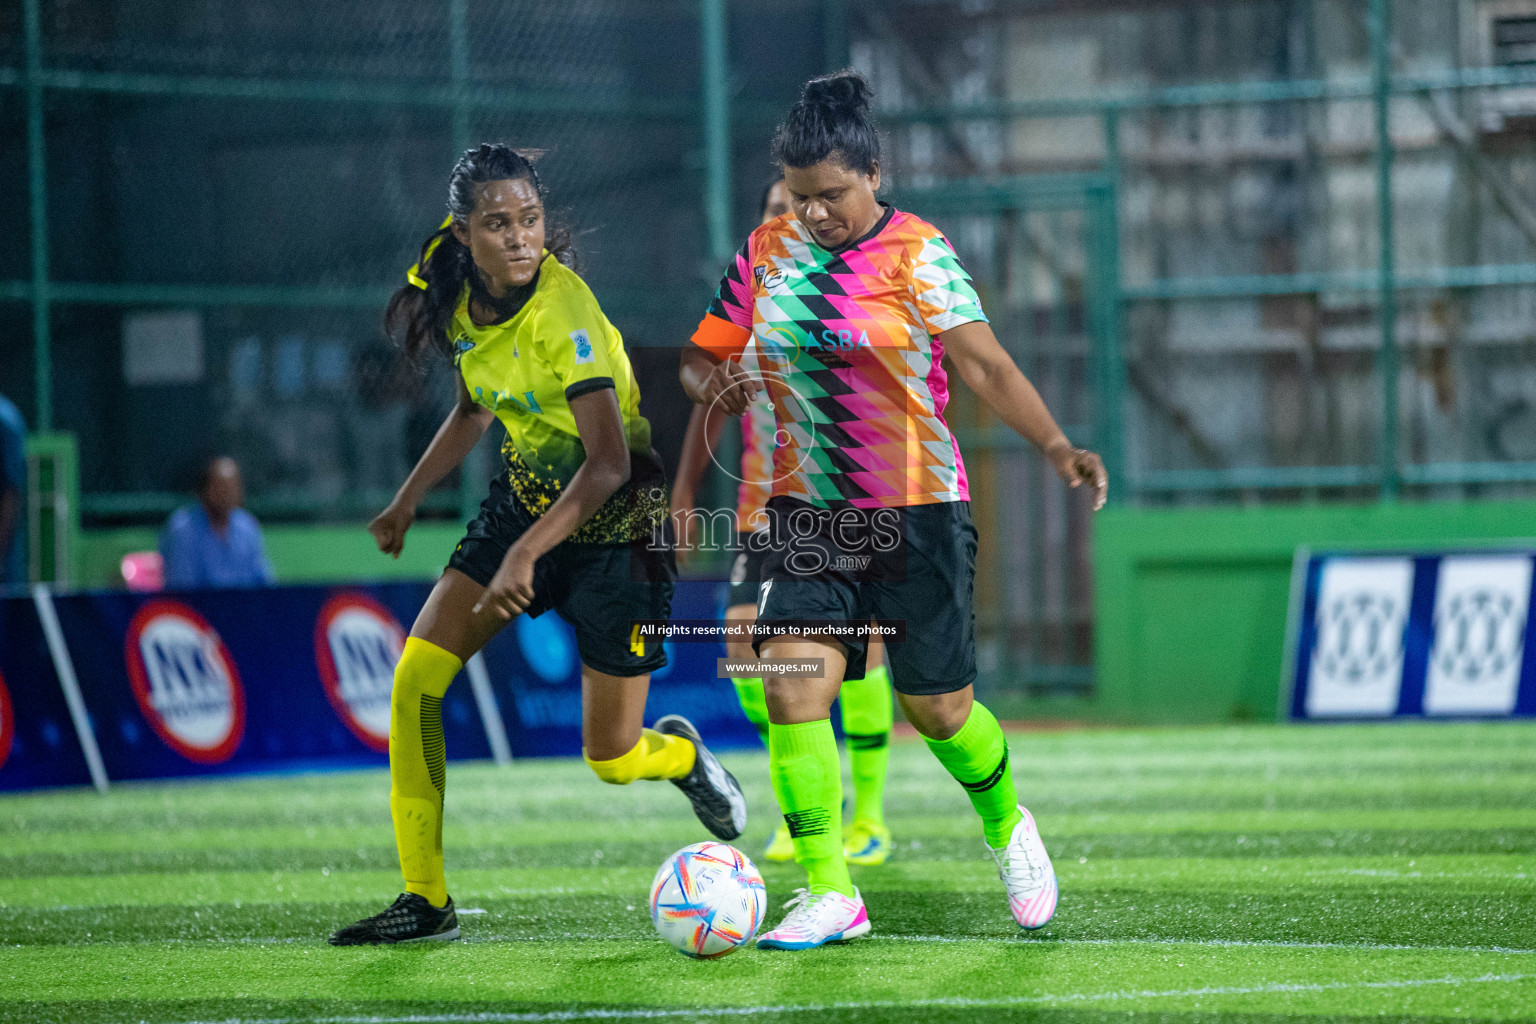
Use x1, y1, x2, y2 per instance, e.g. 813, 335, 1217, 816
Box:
852, 0, 1536, 693
860, 0, 1536, 501
5, 0, 813, 523
4, 0, 845, 526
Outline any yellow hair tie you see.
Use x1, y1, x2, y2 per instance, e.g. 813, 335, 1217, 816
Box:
406, 215, 455, 291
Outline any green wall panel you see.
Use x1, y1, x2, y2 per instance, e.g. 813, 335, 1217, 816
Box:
1127, 559, 1290, 722
1091, 500, 1536, 725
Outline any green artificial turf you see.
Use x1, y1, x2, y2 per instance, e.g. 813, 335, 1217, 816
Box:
1, 721, 1533, 1023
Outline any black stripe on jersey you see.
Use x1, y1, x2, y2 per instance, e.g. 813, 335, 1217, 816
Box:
564, 377, 615, 401
795, 292, 853, 323
704, 237, 755, 321
804, 267, 849, 297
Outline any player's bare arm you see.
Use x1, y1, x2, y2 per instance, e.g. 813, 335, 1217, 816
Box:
670, 402, 730, 561
941, 319, 1108, 511
369, 373, 494, 558
474, 387, 630, 620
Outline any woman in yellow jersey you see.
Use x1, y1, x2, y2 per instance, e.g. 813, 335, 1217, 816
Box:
671, 179, 896, 868
330, 144, 746, 946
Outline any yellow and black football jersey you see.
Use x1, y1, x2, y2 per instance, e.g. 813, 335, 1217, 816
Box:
425, 250, 666, 543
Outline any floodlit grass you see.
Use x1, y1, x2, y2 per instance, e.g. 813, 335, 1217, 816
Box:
1, 721, 1533, 1022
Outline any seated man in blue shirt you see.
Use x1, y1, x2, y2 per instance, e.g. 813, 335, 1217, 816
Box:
160, 456, 275, 589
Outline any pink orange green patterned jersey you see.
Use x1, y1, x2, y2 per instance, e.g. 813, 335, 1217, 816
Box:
692, 205, 987, 510
736, 397, 777, 527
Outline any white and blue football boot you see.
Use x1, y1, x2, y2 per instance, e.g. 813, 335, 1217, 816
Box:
991, 805, 1057, 929
756, 887, 871, 950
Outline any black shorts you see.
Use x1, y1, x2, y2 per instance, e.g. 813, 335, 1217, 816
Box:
448, 476, 676, 676
727, 530, 769, 609
754, 497, 977, 696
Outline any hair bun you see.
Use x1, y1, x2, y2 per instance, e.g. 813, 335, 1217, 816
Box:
802, 71, 872, 113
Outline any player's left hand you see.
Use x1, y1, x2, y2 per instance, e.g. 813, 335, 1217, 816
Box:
1044, 440, 1108, 511
474, 546, 537, 620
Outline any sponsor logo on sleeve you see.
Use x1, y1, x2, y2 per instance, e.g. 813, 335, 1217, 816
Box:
315, 593, 406, 751
452, 335, 475, 366
125, 601, 245, 763
570, 329, 595, 365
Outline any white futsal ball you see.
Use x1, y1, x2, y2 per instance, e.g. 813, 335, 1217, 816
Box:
649, 841, 767, 958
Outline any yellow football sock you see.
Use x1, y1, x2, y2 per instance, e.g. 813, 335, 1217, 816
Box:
389, 636, 462, 909
924, 701, 1023, 849
585, 728, 696, 784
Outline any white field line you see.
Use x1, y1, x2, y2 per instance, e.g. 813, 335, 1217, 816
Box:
50, 933, 1536, 955
163, 972, 1536, 1024
873, 935, 1536, 954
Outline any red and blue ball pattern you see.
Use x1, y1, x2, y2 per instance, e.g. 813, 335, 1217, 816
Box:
649, 841, 767, 958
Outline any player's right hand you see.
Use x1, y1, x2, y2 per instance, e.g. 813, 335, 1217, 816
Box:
701, 356, 760, 416
474, 545, 536, 620
369, 502, 415, 558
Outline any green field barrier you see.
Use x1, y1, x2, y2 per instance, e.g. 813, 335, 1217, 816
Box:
1091, 500, 1536, 724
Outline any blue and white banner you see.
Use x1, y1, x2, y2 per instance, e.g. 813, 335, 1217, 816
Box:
0, 596, 96, 791
47, 584, 495, 781
0, 579, 755, 790
1286, 548, 1536, 720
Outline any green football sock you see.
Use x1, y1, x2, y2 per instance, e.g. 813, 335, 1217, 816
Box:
839, 664, 893, 826
923, 701, 1022, 849
768, 719, 854, 897
732, 676, 769, 743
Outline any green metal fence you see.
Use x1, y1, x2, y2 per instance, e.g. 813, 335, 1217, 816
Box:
8, 0, 1536, 523
1, 0, 773, 526
874, 0, 1536, 502
9, 0, 1536, 697
854, 0, 1536, 695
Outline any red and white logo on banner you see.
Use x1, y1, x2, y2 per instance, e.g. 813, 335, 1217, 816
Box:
125, 600, 245, 763
315, 593, 404, 752
0, 669, 13, 771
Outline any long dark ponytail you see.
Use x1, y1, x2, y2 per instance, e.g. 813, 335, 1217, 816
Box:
385, 143, 577, 361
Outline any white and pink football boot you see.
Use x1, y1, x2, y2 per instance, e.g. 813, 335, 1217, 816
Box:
990, 805, 1058, 929
755, 887, 871, 950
